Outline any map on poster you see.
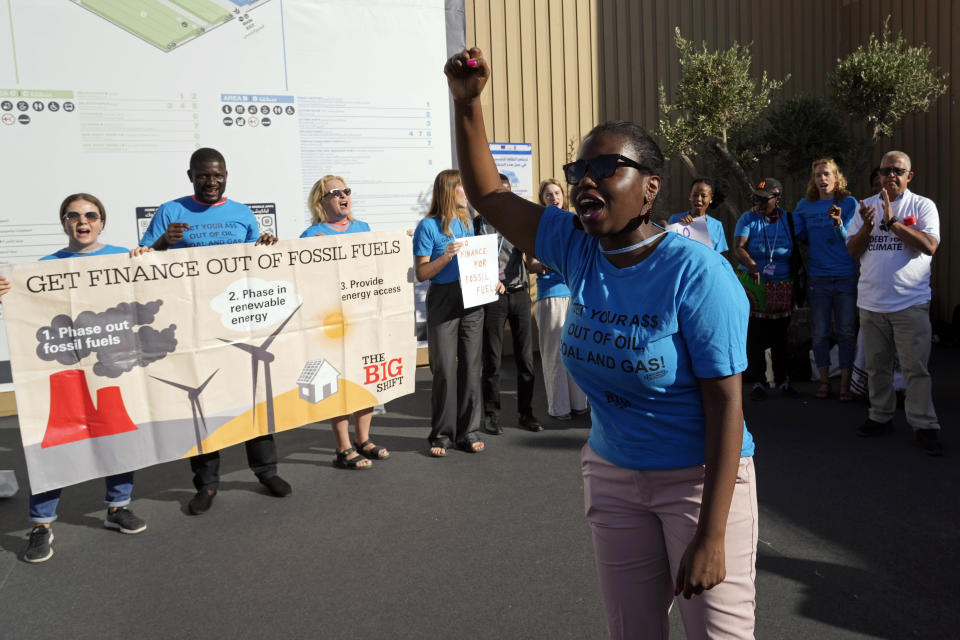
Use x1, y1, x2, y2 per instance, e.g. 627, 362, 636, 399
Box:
0, 0, 453, 391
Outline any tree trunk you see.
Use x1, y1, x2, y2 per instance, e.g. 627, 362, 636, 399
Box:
712, 140, 754, 195
679, 153, 698, 179
846, 127, 882, 196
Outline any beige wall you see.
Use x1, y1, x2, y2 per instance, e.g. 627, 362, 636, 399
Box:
464, 0, 957, 320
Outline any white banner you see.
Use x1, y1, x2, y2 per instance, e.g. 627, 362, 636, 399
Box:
2, 231, 415, 492
666, 215, 712, 248
457, 233, 499, 309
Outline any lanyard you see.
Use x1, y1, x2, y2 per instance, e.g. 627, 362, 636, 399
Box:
760, 213, 781, 265
599, 224, 667, 255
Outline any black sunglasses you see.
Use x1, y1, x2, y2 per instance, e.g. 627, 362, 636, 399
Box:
563, 154, 652, 186
878, 167, 908, 177
753, 194, 774, 204
325, 188, 352, 198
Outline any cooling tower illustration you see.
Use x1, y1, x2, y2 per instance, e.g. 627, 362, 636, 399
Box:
41, 370, 138, 448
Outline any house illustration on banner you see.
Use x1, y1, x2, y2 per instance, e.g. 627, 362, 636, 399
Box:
296, 360, 340, 403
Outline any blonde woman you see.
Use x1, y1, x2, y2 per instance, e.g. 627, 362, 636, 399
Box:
792, 158, 858, 401
301, 175, 386, 469
527, 179, 588, 420
301, 174, 371, 236
412, 170, 485, 457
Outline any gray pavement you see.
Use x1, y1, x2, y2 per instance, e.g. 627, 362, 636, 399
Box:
0, 347, 958, 639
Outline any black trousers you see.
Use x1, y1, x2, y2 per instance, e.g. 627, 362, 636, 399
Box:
745, 315, 792, 386
426, 281, 484, 448
482, 286, 536, 416
190, 434, 278, 492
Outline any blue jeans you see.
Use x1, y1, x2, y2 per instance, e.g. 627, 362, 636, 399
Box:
29, 472, 134, 524
807, 275, 858, 370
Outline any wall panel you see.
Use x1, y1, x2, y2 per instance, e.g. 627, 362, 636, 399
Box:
463, 0, 957, 318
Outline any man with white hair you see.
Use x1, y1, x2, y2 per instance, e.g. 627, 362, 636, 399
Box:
846, 151, 943, 455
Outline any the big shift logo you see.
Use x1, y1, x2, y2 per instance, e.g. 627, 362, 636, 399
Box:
363, 354, 404, 392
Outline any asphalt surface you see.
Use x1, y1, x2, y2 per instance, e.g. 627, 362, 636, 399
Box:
0, 347, 957, 639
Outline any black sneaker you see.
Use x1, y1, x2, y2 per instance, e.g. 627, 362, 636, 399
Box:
749, 384, 767, 401
483, 413, 503, 435
188, 489, 216, 515
857, 418, 892, 437
519, 412, 543, 432
23, 525, 53, 563
260, 475, 292, 497
104, 507, 147, 534
915, 429, 944, 456
778, 381, 799, 397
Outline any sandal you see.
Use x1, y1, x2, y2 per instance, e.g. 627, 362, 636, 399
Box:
334, 447, 372, 469
355, 439, 390, 460
457, 440, 484, 453
815, 382, 831, 399
838, 387, 855, 403
429, 446, 447, 458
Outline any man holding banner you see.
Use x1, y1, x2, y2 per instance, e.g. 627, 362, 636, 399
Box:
140, 147, 292, 515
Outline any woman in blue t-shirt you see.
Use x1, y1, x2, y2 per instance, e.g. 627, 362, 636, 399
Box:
445, 49, 757, 639
526, 179, 588, 420
792, 158, 859, 401
412, 170, 485, 457
668, 177, 729, 253
301, 175, 386, 469
733, 178, 798, 400
0, 193, 152, 564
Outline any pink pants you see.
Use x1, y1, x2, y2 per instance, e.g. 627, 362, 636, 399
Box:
581, 444, 758, 640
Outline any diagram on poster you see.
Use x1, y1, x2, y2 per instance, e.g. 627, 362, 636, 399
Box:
69, 0, 273, 52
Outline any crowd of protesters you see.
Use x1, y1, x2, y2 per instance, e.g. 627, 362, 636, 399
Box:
0, 45, 945, 640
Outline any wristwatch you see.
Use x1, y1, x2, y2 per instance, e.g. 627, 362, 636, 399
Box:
880, 217, 898, 232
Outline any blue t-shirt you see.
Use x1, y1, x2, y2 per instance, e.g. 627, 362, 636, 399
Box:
300, 219, 371, 237
139, 197, 259, 249
668, 211, 729, 252
536, 270, 570, 300
792, 196, 857, 277
412, 216, 473, 284
535, 206, 754, 470
40, 244, 129, 260
734, 210, 794, 282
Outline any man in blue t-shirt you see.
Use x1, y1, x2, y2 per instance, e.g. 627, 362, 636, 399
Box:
141, 147, 291, 515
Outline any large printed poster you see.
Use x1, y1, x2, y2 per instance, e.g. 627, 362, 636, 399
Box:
0, 0, 453, 390
1, 231, 415, 492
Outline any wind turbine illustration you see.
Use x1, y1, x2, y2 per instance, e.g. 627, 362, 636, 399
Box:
219, 304, 302, 435
150, 370, 219, 454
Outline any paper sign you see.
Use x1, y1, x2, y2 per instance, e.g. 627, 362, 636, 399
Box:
457, 233, 499, 308
1, 231, 416, 493
666, 215, 712, 247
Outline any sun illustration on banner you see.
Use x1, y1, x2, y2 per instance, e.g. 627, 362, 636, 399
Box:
322, 312, 348, 339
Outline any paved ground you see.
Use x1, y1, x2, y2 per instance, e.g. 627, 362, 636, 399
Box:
0, 347, 957, 639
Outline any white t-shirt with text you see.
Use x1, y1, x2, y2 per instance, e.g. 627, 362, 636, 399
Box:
847, 189, 940, 313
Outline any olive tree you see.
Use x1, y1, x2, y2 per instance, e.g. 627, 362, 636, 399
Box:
764, 94, 859, 194
657, 28, 788, 198
828, 17, 948, 180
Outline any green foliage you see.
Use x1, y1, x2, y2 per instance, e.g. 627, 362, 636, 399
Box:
828, 17, 948, 141
657, 28, 788, 161
765, 94, 854, 179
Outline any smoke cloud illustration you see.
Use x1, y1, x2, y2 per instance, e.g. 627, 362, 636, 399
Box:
36, 300, 178, 378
